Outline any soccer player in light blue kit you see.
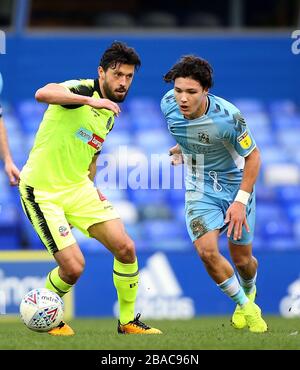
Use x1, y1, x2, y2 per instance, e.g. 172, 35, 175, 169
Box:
161, 55, 267, 333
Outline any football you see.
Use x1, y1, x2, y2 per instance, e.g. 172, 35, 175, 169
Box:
20, 288, 64, 332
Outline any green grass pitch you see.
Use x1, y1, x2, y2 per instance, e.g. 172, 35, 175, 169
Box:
0, 316, 299, 350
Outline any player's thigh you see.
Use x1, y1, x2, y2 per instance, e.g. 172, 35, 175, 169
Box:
19, 183, 76, 255
88, 218, 135, 255
53, 243, 85, 271
194, 229, 220, 256
65, 183, 120, 239
185, 198, 224, 243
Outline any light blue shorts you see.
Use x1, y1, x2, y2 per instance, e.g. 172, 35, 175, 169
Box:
185, 181, 255, 245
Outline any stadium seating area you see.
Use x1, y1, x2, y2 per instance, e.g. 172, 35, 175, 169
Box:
0, 97, 299, 252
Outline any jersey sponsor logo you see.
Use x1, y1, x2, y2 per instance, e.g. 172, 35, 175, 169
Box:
76, 127, 104, 151
237, 131, 252, 149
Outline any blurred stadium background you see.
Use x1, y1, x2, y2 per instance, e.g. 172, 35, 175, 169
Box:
0, 0, 300, 324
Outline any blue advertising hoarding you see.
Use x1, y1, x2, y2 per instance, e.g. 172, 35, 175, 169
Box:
1, 250, 300, 319
0, 251, 73, 319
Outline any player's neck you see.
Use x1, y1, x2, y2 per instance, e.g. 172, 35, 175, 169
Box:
98, 79, 107, 99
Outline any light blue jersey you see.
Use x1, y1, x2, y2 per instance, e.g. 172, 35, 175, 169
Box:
161, 89, 256, 186
161, 89, 257, 244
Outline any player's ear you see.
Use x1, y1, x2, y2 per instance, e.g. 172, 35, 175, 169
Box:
98, 66, 105, 79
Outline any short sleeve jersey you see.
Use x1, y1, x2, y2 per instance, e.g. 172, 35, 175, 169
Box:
161, 89, 256, 186
20, 79, 115, 190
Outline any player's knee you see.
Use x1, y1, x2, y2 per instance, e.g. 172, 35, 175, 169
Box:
198, 247, 219, 265
115, 238, 136, 263
63, 260, 85, 284
232, 255, 252, 270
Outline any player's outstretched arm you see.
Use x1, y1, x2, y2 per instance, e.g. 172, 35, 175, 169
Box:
35, 83, 120, 115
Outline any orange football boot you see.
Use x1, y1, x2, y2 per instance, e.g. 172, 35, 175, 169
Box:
48, 321, 75, 336
118, 313, 162, 334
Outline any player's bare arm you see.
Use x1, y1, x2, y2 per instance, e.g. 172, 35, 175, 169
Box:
225, 148, 261, 240
35, 83, 121, 115
169, 143, 184, 165
0, 117, 20, 185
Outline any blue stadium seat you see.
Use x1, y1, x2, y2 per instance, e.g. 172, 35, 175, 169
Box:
2, 113, 21, 132
272, 115, 300, 131
262, 220, 293, 239
135, 129, 174, 155
256, 203, 283, 224
141, 219, 190, 250
269, 100, 297, 116
141, 220, 186, 240
293, 220, 300, 240
15, 100, 46, 133
232, 98, 265, 113
113, 200, 138, 224
0, 202, 20, 249
138, 203, 172, 221
111, 113, 132, 132
277, 129, 300, 148
287, 204, 300, 221
128, 189, 167, 206
276, 186, 300, 203
102, 131, 133, 152
127, 97, 161, 115
266, 237, 300, 250
255, 184, 277, 203
260, 147, 290, 164
244, 112, 270, 131
252, 127, 275, 147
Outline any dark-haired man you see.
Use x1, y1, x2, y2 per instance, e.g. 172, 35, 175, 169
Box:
161, 55, 267, 333
19, 42, 161, 335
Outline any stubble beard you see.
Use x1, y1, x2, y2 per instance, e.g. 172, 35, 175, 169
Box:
102, 80, 129, 103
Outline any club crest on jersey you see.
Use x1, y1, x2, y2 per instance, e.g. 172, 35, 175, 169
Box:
198, 131, 210, 144
59, 226, 69, 237
76, 127, 104, 151
237, 131, 252, 149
